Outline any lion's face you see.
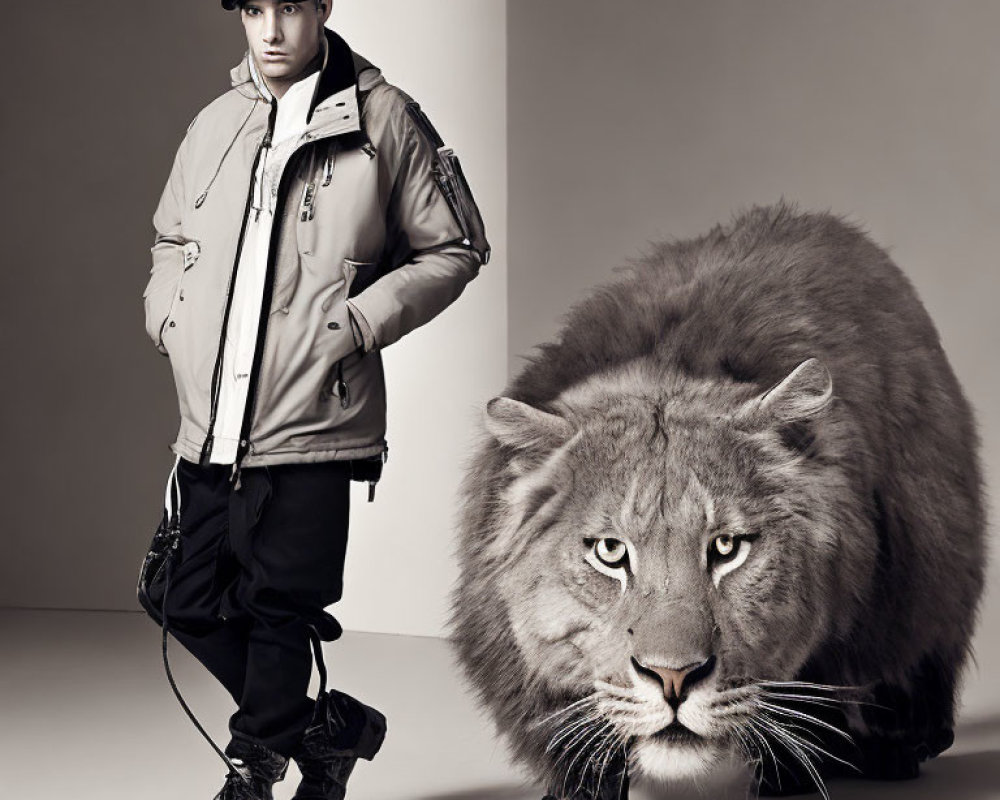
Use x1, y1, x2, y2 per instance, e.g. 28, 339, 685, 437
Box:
484, 359, 852, 783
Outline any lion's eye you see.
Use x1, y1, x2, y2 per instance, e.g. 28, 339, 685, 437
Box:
707, 533, 755, 584
712, 534, 736, 559
594, 538, 629, 568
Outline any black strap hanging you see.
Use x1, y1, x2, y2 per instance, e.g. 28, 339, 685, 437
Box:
143, 457, 250, 785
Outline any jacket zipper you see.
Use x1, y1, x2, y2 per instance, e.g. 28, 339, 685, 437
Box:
230, 129, 369, 488
230, 142, 295, 488
199, 102, 277, 468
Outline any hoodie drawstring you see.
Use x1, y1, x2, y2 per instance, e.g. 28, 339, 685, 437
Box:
195, 100, 261, 210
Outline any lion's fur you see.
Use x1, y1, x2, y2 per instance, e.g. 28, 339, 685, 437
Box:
450, 203, 985, 793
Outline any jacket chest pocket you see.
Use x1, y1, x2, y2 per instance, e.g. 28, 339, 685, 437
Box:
295, 141, 339, 257
295, 142, 384, 263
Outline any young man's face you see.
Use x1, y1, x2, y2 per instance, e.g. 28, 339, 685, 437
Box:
240, 1, 332, 97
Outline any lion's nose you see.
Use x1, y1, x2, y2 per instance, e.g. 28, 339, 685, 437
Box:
632, 655, 716, 707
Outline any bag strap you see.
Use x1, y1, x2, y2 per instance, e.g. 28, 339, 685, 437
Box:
164, 454, 181, 526
158, 456, 249, 784
308, 625, 328, 697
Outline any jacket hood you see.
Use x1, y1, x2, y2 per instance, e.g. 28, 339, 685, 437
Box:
229, 27, 382, 111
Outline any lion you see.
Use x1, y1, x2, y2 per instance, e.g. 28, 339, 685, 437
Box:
450, 203, 985, 799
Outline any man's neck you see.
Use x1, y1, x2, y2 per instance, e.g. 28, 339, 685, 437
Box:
266, 49, 323, 101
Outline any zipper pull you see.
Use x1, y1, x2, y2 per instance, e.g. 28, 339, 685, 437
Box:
362, 142, 377, 159
252, 170, 262, 221
367, 481, 376, 503
230, 461, 242, 491
199, 434, 215, 467
336, 360, 351, 409
300, 181, 317, 222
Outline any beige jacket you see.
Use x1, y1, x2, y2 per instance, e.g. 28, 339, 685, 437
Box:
142, 30, 489, 472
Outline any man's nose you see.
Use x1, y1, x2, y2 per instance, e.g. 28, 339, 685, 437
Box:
263, 11, 283, 42
631, 654, 716, 708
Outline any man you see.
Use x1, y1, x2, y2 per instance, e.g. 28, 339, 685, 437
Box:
139, 1, 489, 798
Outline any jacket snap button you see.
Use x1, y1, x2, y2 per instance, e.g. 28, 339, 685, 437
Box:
169, 321, 176, 327
327, 321, 341, 330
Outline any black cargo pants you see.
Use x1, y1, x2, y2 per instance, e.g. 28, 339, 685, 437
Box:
148, 456, 352, 757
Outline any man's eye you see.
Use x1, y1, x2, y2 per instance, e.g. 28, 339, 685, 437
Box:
594, 538, 629, 568
281, 3, 299, 12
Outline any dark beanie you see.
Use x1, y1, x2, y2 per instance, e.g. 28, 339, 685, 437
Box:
222, 1, 320, 8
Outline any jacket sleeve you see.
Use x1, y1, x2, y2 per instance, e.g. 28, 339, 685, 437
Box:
344, 98, 489, 353
142, 120, 195, 356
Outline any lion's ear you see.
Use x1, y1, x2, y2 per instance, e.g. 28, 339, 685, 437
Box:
746, 358, 834, 423
485, 397, 574, 451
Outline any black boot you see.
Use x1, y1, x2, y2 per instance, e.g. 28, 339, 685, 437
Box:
292, 748, 357, 800
213, 740, 289, 800
291, 687, 387, 799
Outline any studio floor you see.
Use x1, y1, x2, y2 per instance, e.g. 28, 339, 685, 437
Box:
1, 609, 998, 800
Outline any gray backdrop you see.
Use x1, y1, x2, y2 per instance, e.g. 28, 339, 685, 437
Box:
0, 2, 244, 608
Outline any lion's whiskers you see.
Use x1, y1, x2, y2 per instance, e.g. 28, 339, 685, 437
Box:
530, 694, 600, 731
573, 724, 625, 799
558, 719, 614, 799
547, 708, 606, 753
753, 698, 854, 743
752, 715, 831, 800
714, 679, 866, 800
534, 690, 635, 799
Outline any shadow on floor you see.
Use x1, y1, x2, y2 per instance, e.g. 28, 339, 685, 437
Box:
414, 785, 535, 800
413, 717, 1000, 800
413, 749, 1000, 800
824, 748, 1000, 800
957, 714, 1000, 739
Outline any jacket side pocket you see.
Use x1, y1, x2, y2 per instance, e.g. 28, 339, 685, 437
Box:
344, 257, 376, 298
143, 240, 200, 355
